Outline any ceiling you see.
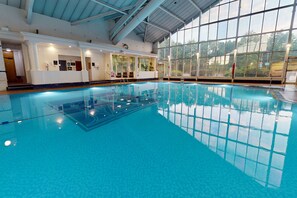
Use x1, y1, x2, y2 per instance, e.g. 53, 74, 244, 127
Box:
0, 0, 220, 43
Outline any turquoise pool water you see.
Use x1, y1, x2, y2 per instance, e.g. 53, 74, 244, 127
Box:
0, 82, 296, 197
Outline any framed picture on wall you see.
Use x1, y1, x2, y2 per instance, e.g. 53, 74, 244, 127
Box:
92, 62, 95, 66
53, 60, 58, 65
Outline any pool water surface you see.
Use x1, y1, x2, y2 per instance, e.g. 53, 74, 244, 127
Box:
0, 82, 296, 197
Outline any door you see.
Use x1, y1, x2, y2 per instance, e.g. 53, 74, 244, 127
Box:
59, 60, 67, 71
3, 51, 17, 83
285, 57, 297, 84
75, 61, 82, 71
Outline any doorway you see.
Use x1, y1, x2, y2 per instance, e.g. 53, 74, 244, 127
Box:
285, 57, 297, 84
2, 45, 27, 85
85, 57, 92, 81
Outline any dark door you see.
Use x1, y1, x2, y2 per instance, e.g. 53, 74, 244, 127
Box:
59, 60, 67, 71
3, 51, 17, 83
75, 61, 82, 71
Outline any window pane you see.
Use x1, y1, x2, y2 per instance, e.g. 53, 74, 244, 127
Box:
227, 19, 237, 38
178, 30, 184, 45
218, 21, 227, 39
265, 0, 279, 10
200, 25, 208, 42
219, 3, 229, 20
171, 32, 177, 46
184, 59, 191, 76
248, 35, 261, 52
225, 39, 236, 54
192, 27, 199, 43
261, 33, 274, 51
237, 37, 248, 53
250, 13, 263, 34
235, 54, 247, 77
252, 0, 265, 13
229, 1, 239, 18
291, 30, 297, 51
280, 0, 294, 6
245, 54, 259, 77
276, 7, 293, 31
209, 23, 218, 40
185, 28, 192, 44
273, 31, 289, 51
210, 6, 219, 22
184, 45, 192, 58
258, 53, 271, 77
271, 52, 285, 77
193, 17, 199, 27
200, 42, 208, 57
263, 10, 277, 33
238, 16, 250, 36
201, 10, 209, 24
240, 0, 252, 15
177, 46, 184, 59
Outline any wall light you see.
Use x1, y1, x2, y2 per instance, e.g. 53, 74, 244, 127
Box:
6, 48, 11, 52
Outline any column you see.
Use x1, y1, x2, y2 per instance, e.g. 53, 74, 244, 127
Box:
26, 41, 40, 71
80, 48, 89, 82
0, 40, 8, 90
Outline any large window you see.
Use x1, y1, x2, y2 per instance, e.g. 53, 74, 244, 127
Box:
158, 0, 296, 79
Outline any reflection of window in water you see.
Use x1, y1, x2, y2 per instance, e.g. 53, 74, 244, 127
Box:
157, 85, 292, 189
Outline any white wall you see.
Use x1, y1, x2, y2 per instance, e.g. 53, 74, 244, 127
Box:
0, 4, 153, 53
0, 41, 8, 90
86, 50, 106, 81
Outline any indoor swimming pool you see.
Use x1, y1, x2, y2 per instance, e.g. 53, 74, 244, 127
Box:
0, 82, 296, 197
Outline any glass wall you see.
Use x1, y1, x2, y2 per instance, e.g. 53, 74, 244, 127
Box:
158, 0, 297, 79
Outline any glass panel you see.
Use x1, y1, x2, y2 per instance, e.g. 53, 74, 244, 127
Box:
219, 3, 229, 20
250, 13, 263, 34
210, 6, 219, 22
176, 60, 183, 76
218, 21, 227, 39
252, 0, 265, 13
199, 58, 209, 76
184, 45, 192, 58
201, 10, 209, 24
238, 16, 250, 36
258, 53, 271, 77
209, 23, 218, 40
265, 0, 279, 10
193, 17, 199, 27
273, 31, 289, 51
263, 10, 277, 33
217, 40, 226, 56
227, 19, 237, 38
240, 0, 252, 15
184, 59, 191, 76
235, 54, 246, 77
130, 57, 135, 72
171, 46, 178, 59
248, 35, 261, 52
271, 52, 285, 77
261, 33, 274, 51
192, 27, 199, 43
225, 39, 236, 54
229, 1, 239, 18
185, 28, 192, 44
237, 36, 249, 53
200, 42, 208, 57
178, 30, 185, 45
139, 57, 153, 71
276, 7, 293, 31
291, 30, 297, 51
208, 41, 217, 57
171, 32, 177, 46
200, 25, 209, 42
177, 46, 184, 59
280, 0, 294, 6
191, 56, 197, 76
245, 54, 259, 77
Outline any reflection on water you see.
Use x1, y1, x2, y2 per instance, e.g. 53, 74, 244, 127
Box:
157, 84, 292, 189
0, 82, 295, 192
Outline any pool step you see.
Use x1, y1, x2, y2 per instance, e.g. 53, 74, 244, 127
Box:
7, 84, 34, 91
